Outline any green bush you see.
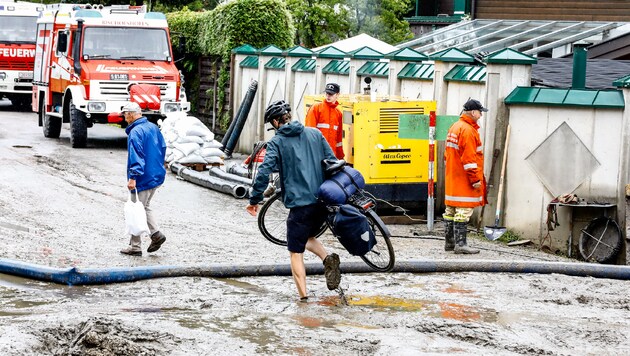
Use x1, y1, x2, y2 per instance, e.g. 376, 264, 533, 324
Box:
168, 0, 295, 128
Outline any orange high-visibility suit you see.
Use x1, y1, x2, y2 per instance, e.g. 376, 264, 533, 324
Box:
305, 101, 344, 159
444, 114, 486, 208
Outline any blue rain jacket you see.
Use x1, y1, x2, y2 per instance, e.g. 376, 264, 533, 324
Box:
126, 117, 167, 192
249, 121, 336, 208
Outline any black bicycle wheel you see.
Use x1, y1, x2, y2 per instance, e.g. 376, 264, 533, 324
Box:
360, 209, 395, 272
257, 193, 327, 246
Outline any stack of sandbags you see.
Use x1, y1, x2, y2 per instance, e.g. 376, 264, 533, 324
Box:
160, 112, 225, 165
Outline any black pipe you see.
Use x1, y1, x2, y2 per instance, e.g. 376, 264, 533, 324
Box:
171, 163, 248, 199
225, 162, 251, 179
2, 258, 630, 286
208, 167, 252, 185
220, 105, 241, 148
223, 81, 258, 157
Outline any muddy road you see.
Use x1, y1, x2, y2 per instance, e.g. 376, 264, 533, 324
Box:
0, 102, 629, 355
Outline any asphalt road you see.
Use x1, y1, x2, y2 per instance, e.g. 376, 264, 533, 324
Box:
0, 101, 629, 355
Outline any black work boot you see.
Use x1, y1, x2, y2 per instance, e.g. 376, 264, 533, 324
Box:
323, 253, 341, 290
147, 231, 166, 253
444, 217, 455, 252
454, 221, 479, 254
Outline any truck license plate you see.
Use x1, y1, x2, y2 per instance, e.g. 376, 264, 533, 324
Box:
18, 72, 33, 79
110, 74, 128, 80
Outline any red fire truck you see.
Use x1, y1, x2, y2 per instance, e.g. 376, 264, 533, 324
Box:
0, 1, 42, 109
33, 4, 188, 148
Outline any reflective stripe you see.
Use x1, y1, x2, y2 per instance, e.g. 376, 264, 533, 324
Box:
336, 142, 343, 147
316, 123, 330, 129
476, 146, 483, 152
446, 195, 483, 202
333, 125, 338, 130
463, 163, 478, 170
446, 142, 459, 150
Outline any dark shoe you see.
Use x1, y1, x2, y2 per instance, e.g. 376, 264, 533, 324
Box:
323, 253, 341, 290
147, 231, 166, 253
444, 218, 455, 251
120, 246, 142, 256
454, 221, 479, 254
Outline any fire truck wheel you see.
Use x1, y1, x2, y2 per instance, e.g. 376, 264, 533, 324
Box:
69, 101, 88, 148
42, 113, 61, 139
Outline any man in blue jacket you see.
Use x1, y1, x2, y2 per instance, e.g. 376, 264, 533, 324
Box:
120, 102, 167, 256
246, 100, 341, 301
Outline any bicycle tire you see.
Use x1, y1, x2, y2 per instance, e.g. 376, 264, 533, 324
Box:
360, 209, 395, 272
257, 193, 327, 246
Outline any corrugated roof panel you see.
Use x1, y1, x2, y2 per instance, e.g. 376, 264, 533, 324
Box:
357, 61, 389, 77
322, 60, 350, 75
397, 63, 434, 80
292, 58, 316, 72
240, 55, 258, 68
264, 57, 285, 70
505, 87, 624, 108
444, 65, 486, 83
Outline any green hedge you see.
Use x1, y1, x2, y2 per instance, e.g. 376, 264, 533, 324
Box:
167, 0, 295, 130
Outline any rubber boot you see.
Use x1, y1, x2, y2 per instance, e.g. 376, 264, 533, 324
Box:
147, 231, 166, 253
443, 217, 455, 251
120, 235, 142, 256
454, 221, 479, 254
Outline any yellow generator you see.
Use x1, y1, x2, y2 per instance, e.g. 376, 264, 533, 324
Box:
304, 95, 437, 208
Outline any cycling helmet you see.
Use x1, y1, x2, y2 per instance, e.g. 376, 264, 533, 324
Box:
264, 100, 291, 123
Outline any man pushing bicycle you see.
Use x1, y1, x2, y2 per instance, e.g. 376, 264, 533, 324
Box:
246, 100, 342, 302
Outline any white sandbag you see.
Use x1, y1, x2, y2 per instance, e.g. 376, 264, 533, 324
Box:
178, 153, 207, 164
205, 156, 224, 165
176, 135, 204, 144
187, 125, 213, 140
173, 142, 200, 156
200, 147, 225, 158
165, 148, 184, 163
203, 140, 223, 149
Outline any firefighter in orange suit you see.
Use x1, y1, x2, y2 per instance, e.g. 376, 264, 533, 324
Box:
443, 99, 489, 254
305, 83, 345, 159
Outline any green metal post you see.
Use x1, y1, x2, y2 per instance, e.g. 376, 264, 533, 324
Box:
415, 0, 419, 16
572, 43, 588, 90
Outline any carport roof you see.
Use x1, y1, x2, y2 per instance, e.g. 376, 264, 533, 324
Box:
398, 19, 629, 58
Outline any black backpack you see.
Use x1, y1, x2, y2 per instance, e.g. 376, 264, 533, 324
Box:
330, 204, 376, 256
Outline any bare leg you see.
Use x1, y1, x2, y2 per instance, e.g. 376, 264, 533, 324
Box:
290, 252, 307, 298
305, 237, 327, 261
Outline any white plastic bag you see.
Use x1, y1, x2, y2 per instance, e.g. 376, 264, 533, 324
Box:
124, 190, 150, 236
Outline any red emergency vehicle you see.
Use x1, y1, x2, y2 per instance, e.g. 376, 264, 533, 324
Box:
33, 4, 188, 148
0, 1, 42, 109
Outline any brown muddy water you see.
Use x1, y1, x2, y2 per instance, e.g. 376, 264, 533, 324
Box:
0, 104, 630, 354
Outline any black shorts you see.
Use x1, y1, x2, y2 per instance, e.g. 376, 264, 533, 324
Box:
286, 203, 328, 253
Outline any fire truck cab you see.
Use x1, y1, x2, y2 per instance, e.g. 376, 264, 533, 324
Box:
0, 1, 42, 109
33, 4, 188, 148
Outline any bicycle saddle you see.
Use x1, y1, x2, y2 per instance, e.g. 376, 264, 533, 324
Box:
322, 159, 346, 176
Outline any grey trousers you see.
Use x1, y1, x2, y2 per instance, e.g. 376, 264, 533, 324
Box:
130, 186, 160, 237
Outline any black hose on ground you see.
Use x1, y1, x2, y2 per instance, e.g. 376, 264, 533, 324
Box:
1, 258, 630, 286
222, 81, 258, 157
171, 163, 249, 199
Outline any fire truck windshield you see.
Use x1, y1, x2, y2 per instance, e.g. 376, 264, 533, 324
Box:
0, 16, 37, 43
82, 27, 171, 61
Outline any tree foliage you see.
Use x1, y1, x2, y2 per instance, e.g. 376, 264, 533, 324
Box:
286, 0, 350, 48
286, 0, 413, 47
